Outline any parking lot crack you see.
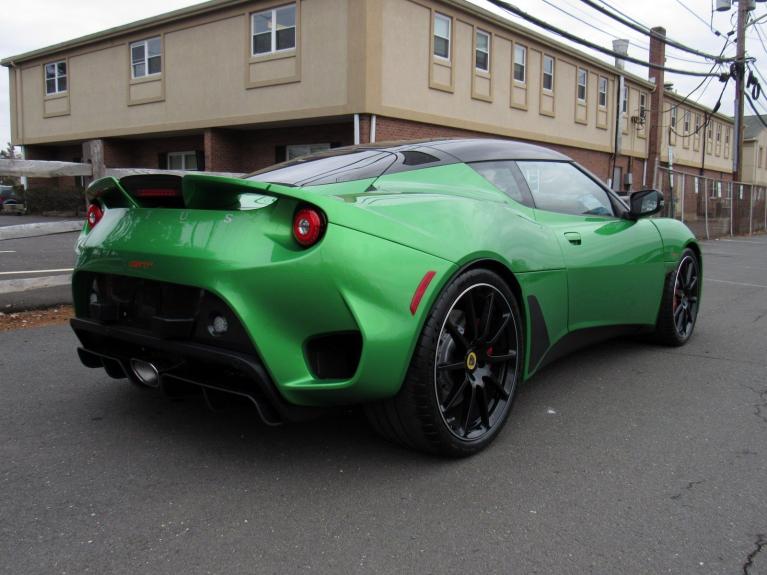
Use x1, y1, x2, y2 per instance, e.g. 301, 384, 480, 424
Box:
742, 534, 766, 575
670, 479, 705, 501
742, 385, 767, 425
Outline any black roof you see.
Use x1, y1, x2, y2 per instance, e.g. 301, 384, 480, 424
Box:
245, 138, 570, 187
350, 138, 570, 163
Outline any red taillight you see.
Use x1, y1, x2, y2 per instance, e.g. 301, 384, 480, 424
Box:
292, 207, 325, 247
87, 203, 103, 228
134, 188, 180, 198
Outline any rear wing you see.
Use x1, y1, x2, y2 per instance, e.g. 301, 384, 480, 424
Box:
86, 173, 323, 211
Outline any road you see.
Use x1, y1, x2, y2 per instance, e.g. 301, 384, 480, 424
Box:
1, 236, 766, 575
0, 229, 77, 310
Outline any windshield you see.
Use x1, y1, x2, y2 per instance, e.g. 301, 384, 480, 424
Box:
245, 149, 396, 187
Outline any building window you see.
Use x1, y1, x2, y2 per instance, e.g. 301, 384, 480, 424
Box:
716, 123, 721, 142
286, 143, 331, 160
577, 68, 587, 102
725, 127, 730, 146
622, 85, 628, 114
760, 147, 764, 169
252, 3, 296, 56
707, 122, 713, 142
131, 37, 162, 78
695, 114, 701, 132
475, 29, 490, 72
639, 92, 647, 116
683, 110, 690, 133
167, 151, 199, 171
433, 13, 451, 60
598, 77, 608, 108
45, 61, 67, 95
513, 45, 526, 83
542, 55, 554, 91
670, 107, 677, 130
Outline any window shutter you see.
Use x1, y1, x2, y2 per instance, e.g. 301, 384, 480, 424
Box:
158, 152, 168, 169
195, 150, 205, 172
275, 145, 286, 163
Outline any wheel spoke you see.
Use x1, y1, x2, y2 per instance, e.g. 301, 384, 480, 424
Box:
483, 374, 510, 400
487, 312, 510, 346
684, 261, 693, 287
477, 386, 490, 429
487, 350, 517, 364
443, 377, 469, 412
688, 275, 698, 292
674, 305, 686, 333
462, 386, 476, 437
445, 319, 470, 350
479, 292, 495, 342
464, 290, 479, 341
437, 361, 465, 372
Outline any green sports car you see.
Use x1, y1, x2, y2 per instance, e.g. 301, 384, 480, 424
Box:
71, 139, 701, 456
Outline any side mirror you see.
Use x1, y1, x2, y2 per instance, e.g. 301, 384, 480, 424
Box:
627, 189, 664, 219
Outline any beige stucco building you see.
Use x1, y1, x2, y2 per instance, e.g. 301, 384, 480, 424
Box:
2, 0, 733, 191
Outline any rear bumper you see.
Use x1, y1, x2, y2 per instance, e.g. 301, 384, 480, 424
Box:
70, 317, 321, 424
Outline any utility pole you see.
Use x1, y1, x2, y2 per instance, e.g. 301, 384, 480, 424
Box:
733, 0, 749, 182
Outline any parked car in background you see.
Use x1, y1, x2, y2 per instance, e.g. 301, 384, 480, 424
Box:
0, 184, 26, 215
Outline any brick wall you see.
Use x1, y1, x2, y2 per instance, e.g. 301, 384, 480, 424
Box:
24, 144, 83, 192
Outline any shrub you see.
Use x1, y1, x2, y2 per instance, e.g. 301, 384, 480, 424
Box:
23, 186, 85, 214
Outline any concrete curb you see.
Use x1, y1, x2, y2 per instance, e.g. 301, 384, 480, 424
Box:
0, 274, 72, 295
0, 221, 82, 241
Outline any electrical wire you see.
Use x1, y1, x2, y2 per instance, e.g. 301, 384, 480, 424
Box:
673, 0, 726, 37
746, 93, 767, 128
577, 0, 735, 63
484, 0, 728, 76
668, 77, 730, 137
663, 36, 733, 113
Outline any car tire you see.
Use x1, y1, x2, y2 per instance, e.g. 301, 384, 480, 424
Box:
654, 248, 700, 346
365, 268, 524, 457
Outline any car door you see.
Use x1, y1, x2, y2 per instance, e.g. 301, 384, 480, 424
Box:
516, 160, 666, 332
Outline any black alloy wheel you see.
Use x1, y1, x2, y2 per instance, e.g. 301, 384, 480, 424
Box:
672, 254, 699, 338
434, 283, 519, 440
655, 248, 701, 346
364, 268, 524, 457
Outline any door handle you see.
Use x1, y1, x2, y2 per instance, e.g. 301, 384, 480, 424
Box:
564, 232, 582, 245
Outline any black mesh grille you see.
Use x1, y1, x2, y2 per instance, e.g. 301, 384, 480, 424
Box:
84, 273, 253, 354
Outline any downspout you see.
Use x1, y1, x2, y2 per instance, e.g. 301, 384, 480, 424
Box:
354, 114, 360, 145
370, 114, 377, 143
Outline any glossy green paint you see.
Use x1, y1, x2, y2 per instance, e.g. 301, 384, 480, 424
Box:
74, 164, 698, 406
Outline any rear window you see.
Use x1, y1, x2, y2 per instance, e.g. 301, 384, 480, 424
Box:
245, 149, 396, 187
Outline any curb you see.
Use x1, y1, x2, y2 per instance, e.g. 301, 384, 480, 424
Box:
0, 221, 82, 241
0, 274, 72, 295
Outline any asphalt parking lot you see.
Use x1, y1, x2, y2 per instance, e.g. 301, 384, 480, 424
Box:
1, 236, 766, 575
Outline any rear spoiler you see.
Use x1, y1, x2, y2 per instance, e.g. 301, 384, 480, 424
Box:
86, 173, 322, 210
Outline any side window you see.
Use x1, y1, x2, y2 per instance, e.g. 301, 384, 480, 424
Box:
469, 161, 532, 206
516, 161, 614, 217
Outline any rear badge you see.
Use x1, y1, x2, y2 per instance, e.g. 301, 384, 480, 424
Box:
128, 260, 154, 269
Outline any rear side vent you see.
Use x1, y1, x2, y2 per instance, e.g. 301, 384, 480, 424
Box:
305, 332, 362, 380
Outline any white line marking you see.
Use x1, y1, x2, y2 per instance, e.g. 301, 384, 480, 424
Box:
715, 239, 767, 245
706, 278, 767, 289
0, 274, 71, 294
0, 250, 16, 253
0, 268, 74, 276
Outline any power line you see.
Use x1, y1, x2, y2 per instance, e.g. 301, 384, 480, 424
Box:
746, 93, 767, 127
673, 0, 726, 37
664, 37, 733, 113
668, 77, 730, 137
578, 0, 735, 63
592, 0, 650, 30
484, 0, 728, 77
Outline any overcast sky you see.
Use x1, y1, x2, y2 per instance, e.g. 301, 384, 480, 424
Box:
1, 0, 766, 149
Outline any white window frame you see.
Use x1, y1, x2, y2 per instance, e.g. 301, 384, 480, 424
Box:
45, 60, 67, 95
513, 44, 526, 84
167, 151, 198, 171
433, 13, 451, 61
475, 29, 490, 72
542, 55, 554, 92
251, 3, 297, 57
683, 110, 690, 133
716, 122, 722, 143
639, 93, 647, 115
670, 106, 677, 130
286, 143, 331, 160
598, 77, 608, 108
130, 37, 162, 79
577, 68, 587, 102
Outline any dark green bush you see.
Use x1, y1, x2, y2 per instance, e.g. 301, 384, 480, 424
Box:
23, 186, 85, 214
